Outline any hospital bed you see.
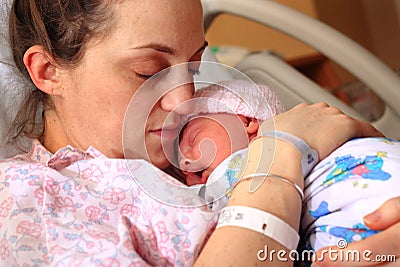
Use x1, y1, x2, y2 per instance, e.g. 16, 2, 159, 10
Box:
200, 0, 400, 140
1, 0, 400, 159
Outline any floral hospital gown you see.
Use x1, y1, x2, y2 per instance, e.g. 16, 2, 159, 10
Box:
0, 139, 217, 266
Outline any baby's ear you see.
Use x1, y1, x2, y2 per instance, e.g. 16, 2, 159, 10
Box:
246, 118, 260, 135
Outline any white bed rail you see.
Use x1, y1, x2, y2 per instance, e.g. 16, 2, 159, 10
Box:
202, 0, 400, 138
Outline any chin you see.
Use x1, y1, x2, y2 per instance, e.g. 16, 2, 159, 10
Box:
146, 139, 175, 170
149, 154, 171, 170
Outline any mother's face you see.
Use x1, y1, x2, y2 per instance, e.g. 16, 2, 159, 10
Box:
53, 0, 205, 168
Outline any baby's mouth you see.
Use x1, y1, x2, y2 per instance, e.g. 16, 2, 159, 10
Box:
183, 170, 205, 186
179, 157, 210, 185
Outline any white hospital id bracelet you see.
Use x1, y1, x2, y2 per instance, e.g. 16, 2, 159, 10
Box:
217, 206, 300, 251
262, 130, 319, 177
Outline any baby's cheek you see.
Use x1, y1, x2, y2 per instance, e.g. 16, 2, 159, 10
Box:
178, 142, 189, 159
196, 138, 218, 167
190, 143, 202, 161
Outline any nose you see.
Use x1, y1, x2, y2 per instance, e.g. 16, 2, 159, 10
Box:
179, 157, 203, 172
160, 83, 194, 114
178, 144, 202, 172
178, 137, 216, 172
160, 63, 196, 114
179, 157, 190, 171
177, 144, 192, 170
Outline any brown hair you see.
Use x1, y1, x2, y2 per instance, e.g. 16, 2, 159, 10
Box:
8, 0, 117, 142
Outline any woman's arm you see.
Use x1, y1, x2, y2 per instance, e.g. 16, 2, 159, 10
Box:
196, 137, 303, 267
259, 103, 383, 160
195, 103, 382, 267
312, 197, 400, 267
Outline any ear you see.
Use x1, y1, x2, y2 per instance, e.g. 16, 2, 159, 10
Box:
246, 118, 260, 135
23, 45, 63, 96
245, 118, 260, 141
237, 115, 260, 141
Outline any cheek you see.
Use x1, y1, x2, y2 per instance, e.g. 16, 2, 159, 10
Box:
97, 96, 131, 136
215, 135, 233, 161
178, 141, 189, 161
191, 137, 219, 167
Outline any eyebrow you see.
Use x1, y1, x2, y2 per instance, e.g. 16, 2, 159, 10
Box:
132, 41, 209, 56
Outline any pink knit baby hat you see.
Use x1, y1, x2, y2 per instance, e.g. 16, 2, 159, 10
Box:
187, 80, 286, 121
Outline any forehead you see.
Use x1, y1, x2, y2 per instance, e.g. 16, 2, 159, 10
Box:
185, 115, 230, 131
112, 0, 204, 51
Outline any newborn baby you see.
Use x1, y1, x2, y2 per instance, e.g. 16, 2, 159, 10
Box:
177, 79, 400, 253
178, 80, 285, 186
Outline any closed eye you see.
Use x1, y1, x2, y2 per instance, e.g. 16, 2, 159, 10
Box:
135, 69, 164, 80
189, 69, 201, 76
135, 73, 154, 79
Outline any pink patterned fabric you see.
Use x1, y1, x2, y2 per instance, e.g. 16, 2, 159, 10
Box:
0, 139, 217, 266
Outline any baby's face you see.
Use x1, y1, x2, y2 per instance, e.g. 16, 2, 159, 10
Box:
178, 114, 250, 186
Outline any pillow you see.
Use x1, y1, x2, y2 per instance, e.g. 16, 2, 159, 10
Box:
0, 1, 31, 158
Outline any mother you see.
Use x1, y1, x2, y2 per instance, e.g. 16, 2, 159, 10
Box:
2, 0, 399, 266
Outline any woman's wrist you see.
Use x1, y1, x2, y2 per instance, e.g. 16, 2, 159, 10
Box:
242, 136, 303, 187
227, 137, 303, 230
260, 130, 319, 177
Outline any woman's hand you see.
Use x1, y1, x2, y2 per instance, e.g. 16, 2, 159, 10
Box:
260, 103, 383, 160
312, 197, 400, 266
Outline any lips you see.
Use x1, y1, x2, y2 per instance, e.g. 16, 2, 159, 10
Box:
183, 170, 205, 186
150, 126, 179, 139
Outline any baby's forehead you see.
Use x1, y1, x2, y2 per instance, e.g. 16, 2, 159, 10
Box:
180, 115, 214, 132
183, 113, 238, 125
180, 113, 249, 136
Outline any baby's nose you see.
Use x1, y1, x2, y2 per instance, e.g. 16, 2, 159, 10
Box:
179, 157, 203, 172
179, 158, 193, 171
